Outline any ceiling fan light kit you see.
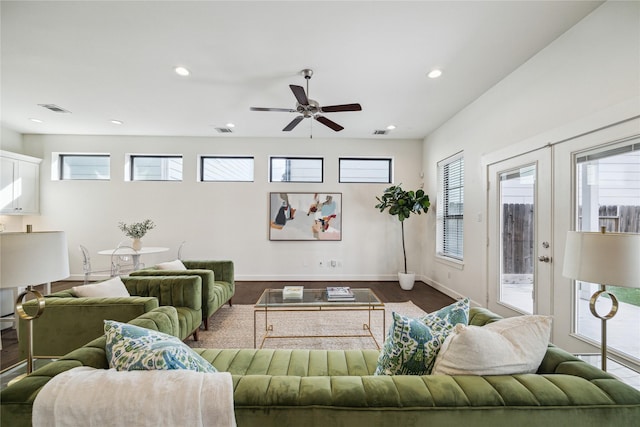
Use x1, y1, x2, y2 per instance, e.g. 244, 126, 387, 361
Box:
251, 68, 362, 135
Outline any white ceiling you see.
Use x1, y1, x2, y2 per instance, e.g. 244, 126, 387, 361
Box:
1, 1, 603, 140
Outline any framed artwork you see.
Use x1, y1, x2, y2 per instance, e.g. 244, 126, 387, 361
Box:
269, 192, 342, 241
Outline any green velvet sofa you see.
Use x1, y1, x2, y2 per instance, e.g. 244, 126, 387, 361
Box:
3, 306, 639, 427
130, 259, 235, 330
18, 275, 202, 359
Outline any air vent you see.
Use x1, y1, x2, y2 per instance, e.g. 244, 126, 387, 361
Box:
373, 129, 389, 135
215, 127, 233, 133
38, 104, 71, 113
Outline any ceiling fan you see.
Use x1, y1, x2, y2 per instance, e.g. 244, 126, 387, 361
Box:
250, 69, 362, 133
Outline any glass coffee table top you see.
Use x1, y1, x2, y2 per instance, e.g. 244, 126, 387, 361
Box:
255, 288, 383, 308
1, 358, 55, 390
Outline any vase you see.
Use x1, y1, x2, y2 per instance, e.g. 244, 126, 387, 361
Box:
132, 238, 142, 251
398, 272, 416, 291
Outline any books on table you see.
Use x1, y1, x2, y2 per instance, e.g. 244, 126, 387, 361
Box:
283, 286, 304, 300
326, 286, 355, 301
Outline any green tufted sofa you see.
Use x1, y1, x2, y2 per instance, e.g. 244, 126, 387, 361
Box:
3, 306, 639, 427
18, 275, 202, 359
130, 259, 235, 330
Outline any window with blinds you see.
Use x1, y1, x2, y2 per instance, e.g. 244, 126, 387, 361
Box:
59, 154, 110, 180
436, 152, 464, 261
338, 158, 392, 183
269, 157, 323, 182
200, 156, 254, 182
130, 155, 182, 181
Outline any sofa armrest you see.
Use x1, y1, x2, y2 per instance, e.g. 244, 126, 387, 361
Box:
19, 296, 159, 358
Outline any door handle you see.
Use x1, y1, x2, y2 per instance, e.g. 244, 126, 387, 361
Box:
538, 255, 551, 263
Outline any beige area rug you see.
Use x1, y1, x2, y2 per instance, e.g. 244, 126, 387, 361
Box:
189, 302, 427, 350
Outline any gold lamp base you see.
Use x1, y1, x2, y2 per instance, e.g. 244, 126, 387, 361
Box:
11, 285, 46, 383
589, 284, 619, 372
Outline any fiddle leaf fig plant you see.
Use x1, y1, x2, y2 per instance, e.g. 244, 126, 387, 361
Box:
375, 184, 430, 274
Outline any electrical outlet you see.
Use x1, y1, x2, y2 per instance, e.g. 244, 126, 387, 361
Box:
330, 260, 337, 268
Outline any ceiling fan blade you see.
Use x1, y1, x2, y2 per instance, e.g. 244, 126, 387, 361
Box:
283, 116, 304, 131
289, 85, 309, 106
250, 107, 296, 112
320, 103, 362, 113
315, 115, 344, 132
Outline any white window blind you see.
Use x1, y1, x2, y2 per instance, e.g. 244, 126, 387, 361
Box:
200, 156, 254, 182
60, 154, 110, 180
339, 158, 392, 183
270, 157, 323, 182
130, 155, 182, 181
437, 152, 464, 260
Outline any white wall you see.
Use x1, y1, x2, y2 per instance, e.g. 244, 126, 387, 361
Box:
22, 134, 425, 281
422, 0, 640, 308
1, 126, 23, 153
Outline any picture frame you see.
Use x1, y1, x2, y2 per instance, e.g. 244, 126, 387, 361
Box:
269, 192, 342, 241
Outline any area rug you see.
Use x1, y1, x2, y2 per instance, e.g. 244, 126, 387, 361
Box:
188, 302, 427, 350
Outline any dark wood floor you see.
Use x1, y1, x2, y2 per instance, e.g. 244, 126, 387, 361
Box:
1, 280, 454, 371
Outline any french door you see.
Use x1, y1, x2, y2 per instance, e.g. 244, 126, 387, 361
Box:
487, 148, 552, 318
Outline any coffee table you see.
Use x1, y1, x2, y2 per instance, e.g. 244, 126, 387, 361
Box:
254, 288, 385, 349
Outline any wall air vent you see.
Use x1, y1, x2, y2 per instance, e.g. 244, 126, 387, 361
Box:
373, 129, 389, 135
215, 127, 233, 133
38, 104, 71, 113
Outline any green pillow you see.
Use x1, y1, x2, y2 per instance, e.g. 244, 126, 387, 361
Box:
375, 298, 470, 375
104, 320, 216, 373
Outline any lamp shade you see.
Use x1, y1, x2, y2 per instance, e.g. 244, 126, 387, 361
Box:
0, 231, 70, 288
563, 231, 640, 288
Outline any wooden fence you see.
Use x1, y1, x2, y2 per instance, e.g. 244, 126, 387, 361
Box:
502, 204, 640, 274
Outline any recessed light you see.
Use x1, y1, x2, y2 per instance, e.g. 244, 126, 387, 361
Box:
386, 125, 396, 130
427, 69, 442, 79
110, 119, 123, 125
29, 118, 43, 123
174, 66, 190, 77
226, 123, 235, 128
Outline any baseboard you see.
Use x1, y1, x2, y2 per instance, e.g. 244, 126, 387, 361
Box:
420, 275, 484, 307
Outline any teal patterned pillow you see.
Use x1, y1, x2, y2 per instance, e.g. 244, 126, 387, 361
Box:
375, 298, 470, 375
421, 297, 470, 327
104, 320, 216, 373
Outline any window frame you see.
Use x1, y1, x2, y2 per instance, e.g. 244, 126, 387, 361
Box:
269, 156, 324, 183
436, 151, 465, 262
338, 157, 393, 183
128, 154, 183, 182
199, 155, 255, 182
56, 153, 111, 181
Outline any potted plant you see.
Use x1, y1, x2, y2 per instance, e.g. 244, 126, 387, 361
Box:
375, 185, 430, 290
118, 219, 155, 250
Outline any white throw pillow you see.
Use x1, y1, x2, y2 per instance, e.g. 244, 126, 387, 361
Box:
431, 314, 552, 376
72, 276, 130, 298
156, 259, 187, 270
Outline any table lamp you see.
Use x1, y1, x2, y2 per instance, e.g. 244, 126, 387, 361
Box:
562, 228, 640, 371
0, 231, 70, 377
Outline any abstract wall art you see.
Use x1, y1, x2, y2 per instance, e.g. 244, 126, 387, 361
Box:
269, 192, 342, 241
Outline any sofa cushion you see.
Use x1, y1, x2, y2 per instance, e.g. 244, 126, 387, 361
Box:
375, 298, 470, 375
104, 320, 216, 373
432, 314, 552, 375
156, 259, 187, 270
72, 276, 130, 298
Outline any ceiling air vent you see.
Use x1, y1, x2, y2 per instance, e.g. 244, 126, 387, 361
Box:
38, 104, 71, 113
215, 127, 233, 133
373, 129, 389, 135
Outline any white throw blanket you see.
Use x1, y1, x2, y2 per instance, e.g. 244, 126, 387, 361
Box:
33, 367, 236, 427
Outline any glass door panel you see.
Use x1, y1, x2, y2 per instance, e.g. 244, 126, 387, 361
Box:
499, 165, 535, 314
574, 143, 640, 363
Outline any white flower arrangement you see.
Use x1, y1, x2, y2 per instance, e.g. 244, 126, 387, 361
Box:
118, 219, 155, 239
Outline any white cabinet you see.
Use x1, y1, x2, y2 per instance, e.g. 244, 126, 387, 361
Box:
0, 151, 42, 215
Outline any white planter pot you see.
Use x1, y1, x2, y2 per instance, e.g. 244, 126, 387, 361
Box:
398, 272, 416, 290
